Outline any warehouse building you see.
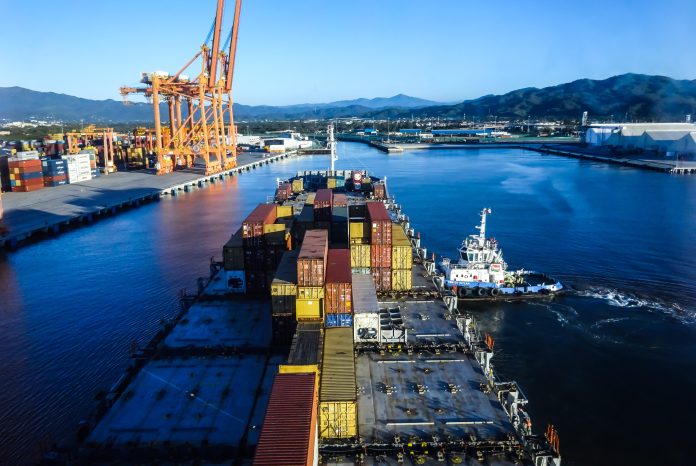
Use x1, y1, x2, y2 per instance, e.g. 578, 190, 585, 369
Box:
585, 123, 696, 157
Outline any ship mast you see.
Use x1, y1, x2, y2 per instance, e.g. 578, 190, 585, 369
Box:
476, 208, 492, 246
328, 123, 337, 172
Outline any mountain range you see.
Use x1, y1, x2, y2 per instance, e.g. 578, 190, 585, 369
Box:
1, 74, 695, 123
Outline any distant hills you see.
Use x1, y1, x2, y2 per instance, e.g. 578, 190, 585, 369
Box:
1, 74, 695, 123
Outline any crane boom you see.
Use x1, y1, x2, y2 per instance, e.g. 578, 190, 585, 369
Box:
225, 0, 243, 92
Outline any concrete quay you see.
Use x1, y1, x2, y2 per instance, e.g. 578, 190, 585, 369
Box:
0, 152, 295, 249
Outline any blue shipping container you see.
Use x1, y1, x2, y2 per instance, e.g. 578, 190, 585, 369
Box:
325, 313, 353, 327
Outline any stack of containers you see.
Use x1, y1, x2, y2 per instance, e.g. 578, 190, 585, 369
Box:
222, 228, 246, 293
313, 188, 333, 232
61, 153, 92, 183
319, 328, 357, 439
324, 249, 353, 327
349, 205, 371, 274
391, 223, 413, 291
373, 182, 386, 200
41, 159, 69, 187
293, 203, 314, 246
296, 229, 328, 321
367, 202, 392, 291
352, 274, 381, 343
331, 193, 348, 246
89, 152, 100, 178
8, 152, 43, 192
253, 372, 318, 466
242, 203, 278, 293
275, 182, 292, 201
270, 250, 299, 344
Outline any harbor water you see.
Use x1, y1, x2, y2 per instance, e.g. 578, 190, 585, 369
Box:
1, 142, 695, 465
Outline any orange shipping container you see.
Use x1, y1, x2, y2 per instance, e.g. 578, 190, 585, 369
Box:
325, 249, 352, 314
370, 243, 392, 269
297, 230, 328, 287
372, 267, 391, 292
242, 203, 278, 247
332, 193, 348, 207
367, 202, 392, 245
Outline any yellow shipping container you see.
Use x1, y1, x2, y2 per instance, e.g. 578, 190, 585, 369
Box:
305, 193, 316, 205
263, 223, 285, 234
391, 224, 413, 270
350, 243, 371, 268
391, 269, 413, 291
319, 401, 357, 439
296, 298, 322, 320
349, 221, 370, 243
327, 177, 337, 189
292, 178, 304, 193
277, 205, 294, 218
297, 286, 325, 299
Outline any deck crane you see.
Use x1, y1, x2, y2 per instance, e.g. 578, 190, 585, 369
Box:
120, 0, 242, 175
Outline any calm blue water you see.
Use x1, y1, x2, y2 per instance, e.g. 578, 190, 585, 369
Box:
1, 143, 695, 465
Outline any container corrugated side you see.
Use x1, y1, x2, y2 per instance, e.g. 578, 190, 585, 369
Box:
349, 221, 370, 244
391, 223, 413, 270
372, 267, 392, 292
292, 178, 304, 193
367, 202, 392, 245
271, 250, 298, 296
350, 243, 371, 268
297, 286, 325, 300
370, 243, 392, 269
222, 228, 244, 270
253, 372, 317, 466
319, 400, 357, 439
325, 249, 353, 315
320, 328, 355, 402
391, 268, 412, 291
296, 298, 322, 321
297, 230, 328, 287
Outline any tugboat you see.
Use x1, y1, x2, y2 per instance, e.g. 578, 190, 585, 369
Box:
438, 208, 563, 299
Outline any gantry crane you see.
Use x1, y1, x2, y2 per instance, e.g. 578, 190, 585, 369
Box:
120, 0, 242, 175
65, 125, 115, 172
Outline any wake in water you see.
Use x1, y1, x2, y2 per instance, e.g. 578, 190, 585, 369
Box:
572, 285, 695, 325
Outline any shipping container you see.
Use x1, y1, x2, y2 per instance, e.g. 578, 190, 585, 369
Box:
275, 182, 292, 201
332, 193, 348, 207
305, 192, 316, 205
293, 204, 314, 245
325, 249, 352, 315
253, 372, 317, 466
370, 243, 392, 269
296, 298, 322, 321
242, 203, 277, 246
391, 223, 413, 270
325, 313, 353, 327
245, 270, 270, 294
271, 250, 298, 296
351, 267, 371, 275
272, 314, 296, 345
263, 223, 287, 245
320, 328, 357, 439
297, 286, 324, 300
367, 202, 392, 245
276, 204, 294, 218
372, 267, 392, 292
313, 188, 333, 222
349, 221, 370, 244
291, 178, 304, 193
297, 229, 328, 287
373, 182, 386, 200
353, 274, 381, 343
391, 268, 412, 291
350, 243, 371, 268
223, 228, 244, 270
348, 204, 366, 218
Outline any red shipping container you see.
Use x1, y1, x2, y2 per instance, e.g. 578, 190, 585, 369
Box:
275, 182, 292, 201
370, 243, 392, 268
43, 174, 67, 182
367, 202, 392, 245
373, 183, 386, 200
12, 184, 44, 192
313, 188, 332, 222
325, 249, 353, 314
332, 193, 348, 207
297, 229, 328, 287
8, 159, 41, 170
372, 267, 392, 292
242, 203, 277, 247
253, 373, 317, 466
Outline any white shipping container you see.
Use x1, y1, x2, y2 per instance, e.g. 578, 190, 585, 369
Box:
12, 151, 40, 161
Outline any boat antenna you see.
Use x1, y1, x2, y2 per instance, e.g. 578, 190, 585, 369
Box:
328, 122, 337, 173
476, 208, 492, 244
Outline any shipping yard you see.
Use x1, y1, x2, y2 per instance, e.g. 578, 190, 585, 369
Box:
47, 168, 562, 465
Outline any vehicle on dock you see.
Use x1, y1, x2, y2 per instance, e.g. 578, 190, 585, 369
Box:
438, 208, 563, 299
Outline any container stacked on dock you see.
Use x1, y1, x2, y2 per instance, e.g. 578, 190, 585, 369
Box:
319, 327, 357, 439
8, 152, 43, 192
367, 201, 392, 291
61, 153, 92, 184
41, 159, 69, 187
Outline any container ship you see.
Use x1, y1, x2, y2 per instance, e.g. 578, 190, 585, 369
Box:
51, 170, 562, 466
437, 208, 563, 300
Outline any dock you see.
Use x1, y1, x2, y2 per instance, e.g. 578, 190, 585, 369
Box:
0, 151, 296, 249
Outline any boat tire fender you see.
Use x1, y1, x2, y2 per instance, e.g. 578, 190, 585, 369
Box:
457, 287, 468, 299
476, 287, 487, 297
490, 288, 500, 297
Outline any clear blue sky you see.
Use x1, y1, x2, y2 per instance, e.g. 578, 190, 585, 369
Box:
2, 0, 695, 105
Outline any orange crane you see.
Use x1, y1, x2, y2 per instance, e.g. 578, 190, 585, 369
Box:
120, 0, 242, 175
65, 125, 116, 172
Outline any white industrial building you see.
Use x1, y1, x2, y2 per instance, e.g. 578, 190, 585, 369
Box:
585, 123, 696, 157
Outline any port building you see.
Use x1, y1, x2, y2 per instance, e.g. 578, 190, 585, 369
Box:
584, 123, 696, 157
